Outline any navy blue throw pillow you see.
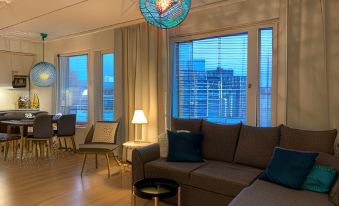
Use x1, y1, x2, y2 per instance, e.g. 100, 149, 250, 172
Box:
167, 130, 203, 162
259, 147, 318, 189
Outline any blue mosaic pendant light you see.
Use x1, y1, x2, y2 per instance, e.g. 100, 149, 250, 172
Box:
139, 0, 191, 29
30, 33, 57, 87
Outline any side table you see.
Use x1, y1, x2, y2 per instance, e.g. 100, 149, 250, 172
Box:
133, 178, 180, 206
122, 141, 152, 164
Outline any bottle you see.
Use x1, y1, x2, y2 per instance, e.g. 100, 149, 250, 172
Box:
32, 93, 40, 109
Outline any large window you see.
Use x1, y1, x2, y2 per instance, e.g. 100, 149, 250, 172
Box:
58, 54, 88, 124
173, 27, 274, 125
101, 53, 114, 121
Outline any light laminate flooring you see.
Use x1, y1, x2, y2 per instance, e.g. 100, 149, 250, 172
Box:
0, 153, 169, 206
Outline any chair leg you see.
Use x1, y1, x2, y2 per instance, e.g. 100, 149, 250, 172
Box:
71, 136, 76, 153
13, 140, 17, 160
39, 141, 43, 158
12, 140, 15, 161
113, 154, 122, 166
64, 138, 68, 150
105, 153, 111, 178
32, 142, 37, 159
95, 154, 98, 169
48, 138, 53, 158
35, 142, 39, 160
81, 154, 87, 176
4, 142, 9, 161
58, 138, 62, 149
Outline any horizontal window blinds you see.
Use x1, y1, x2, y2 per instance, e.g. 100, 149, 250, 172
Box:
173, 33, 248, 124
258, 28, 273, 127
58, 54, 88, 124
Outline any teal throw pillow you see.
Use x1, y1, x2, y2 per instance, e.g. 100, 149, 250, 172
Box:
303, 164, 337, 193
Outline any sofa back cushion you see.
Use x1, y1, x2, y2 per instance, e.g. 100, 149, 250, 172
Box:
201, 120, 241, 162
234, 125, 281, 169
171, 118, 202, 133
280, 126, 337, 154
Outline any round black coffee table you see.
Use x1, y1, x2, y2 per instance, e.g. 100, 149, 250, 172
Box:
133, 178, 181, 206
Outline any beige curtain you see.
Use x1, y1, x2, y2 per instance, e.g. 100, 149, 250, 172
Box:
286, 0, 339, 130
114, 23, 167, 142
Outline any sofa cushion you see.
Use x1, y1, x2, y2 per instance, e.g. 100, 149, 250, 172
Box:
167, 130, 203, 162
144, 158, 206, 184
201, 121, 241, 162
259, 147, 318, 189
171, 118, 202, 133
229, 180, 333, 206
234, 125, 280, 168
280, 125, 337, 154
316, 153, 339, 171
189, 161, 262, 197
302, 164, 337, 193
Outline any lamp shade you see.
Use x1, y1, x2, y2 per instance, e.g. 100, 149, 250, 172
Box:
30, 62, 57, 87
132, 110, 148, 124
139, 0, 191, 29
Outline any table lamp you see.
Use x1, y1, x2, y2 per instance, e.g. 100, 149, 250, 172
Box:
132, 110, 148, 142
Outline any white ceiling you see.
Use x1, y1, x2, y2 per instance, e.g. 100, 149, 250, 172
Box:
0, 0, 226, 41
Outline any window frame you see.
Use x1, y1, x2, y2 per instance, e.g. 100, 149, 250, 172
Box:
169, 22, 278, 127
56, 51, 90, 126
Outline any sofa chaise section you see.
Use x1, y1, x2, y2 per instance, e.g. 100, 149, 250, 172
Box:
189, 160, 262, 197
144, 158, 207, 184
229, 180, 334, 206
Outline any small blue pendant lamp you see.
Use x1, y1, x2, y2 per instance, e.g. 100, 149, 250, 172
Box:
139, 0, 191, 29
30, 33, 57, 87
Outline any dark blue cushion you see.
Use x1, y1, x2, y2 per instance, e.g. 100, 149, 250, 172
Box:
259, 147, 318, 189
167, 130, 203, 162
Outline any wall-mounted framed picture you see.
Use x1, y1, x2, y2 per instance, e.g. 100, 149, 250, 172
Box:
12, 75, 28, 88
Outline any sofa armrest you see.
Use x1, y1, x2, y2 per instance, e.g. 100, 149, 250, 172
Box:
132, 143, 160, 184
330, 178, 339, 205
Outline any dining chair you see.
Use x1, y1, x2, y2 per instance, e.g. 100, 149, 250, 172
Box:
78, 119, 121, 178
26, 115, 54, 158
55, 114, 76, 153
0, 132, 20, 161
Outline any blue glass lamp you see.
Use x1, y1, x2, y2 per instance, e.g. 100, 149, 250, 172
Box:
30, 33, 57, 87
139, 0, 191, 29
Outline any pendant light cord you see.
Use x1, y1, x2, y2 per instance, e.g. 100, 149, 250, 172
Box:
42, 38, 44, 61
40, 33, 48, 62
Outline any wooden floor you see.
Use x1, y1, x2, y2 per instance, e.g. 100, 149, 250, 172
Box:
0, 152, 169, 206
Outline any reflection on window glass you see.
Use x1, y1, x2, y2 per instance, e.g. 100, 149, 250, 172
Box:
58, 55, 88, 124
102, 53, 114, 121
258, 28, 273, 127
173, 33, 248, 124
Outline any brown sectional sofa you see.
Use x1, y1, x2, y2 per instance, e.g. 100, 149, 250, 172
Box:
132, 119, 339, 206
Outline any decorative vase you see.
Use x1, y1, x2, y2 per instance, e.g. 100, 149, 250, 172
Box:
32, 93, 40, 109
18, 96, 31, 109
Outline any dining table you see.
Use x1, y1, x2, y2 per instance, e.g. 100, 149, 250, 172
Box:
1, 119, 34, 160
1, 117, 59, 160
